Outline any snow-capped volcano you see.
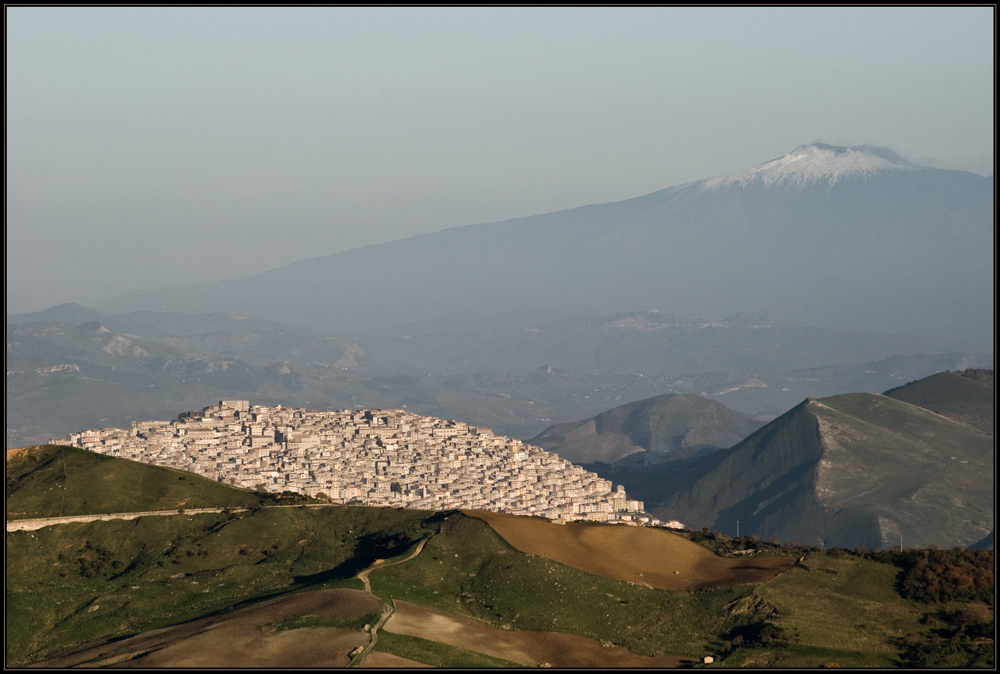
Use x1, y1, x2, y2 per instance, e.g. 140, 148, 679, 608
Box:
102, 143, 992, 347
702, 143, 923, 189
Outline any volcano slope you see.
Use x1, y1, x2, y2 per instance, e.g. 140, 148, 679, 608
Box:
655, 392, 993, 549
99, 145, 994, 349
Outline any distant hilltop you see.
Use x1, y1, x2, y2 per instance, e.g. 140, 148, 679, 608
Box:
56, 400, 668, 526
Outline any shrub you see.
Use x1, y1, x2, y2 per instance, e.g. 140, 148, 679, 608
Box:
956, 603, 990, 626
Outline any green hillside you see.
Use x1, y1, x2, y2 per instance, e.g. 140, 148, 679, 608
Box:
736, 548, 993, 668
6, 505, 431, 666
655, 393, 993, 549
8, 504, 993, 668
6, 445, 311, 520
6, 447, 994, 668
885, 370, 994, 434
530, 393, 764, 464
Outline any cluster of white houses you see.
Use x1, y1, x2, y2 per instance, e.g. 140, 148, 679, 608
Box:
58, 400, 683, 526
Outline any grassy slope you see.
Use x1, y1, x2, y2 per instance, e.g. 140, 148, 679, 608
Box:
812, 394, 994, 548
728, 552, 926, 667
6, 445, 307, 519
467, 510, 794, 590
366, 512, 760, 659
5, 505, 431, 666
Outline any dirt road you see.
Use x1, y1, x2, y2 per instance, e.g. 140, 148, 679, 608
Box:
352, 536, 433, 664
5, 507, 250, 532
5, 503, 342, 532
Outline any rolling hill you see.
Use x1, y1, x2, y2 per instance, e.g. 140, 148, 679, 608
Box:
529, 392, 765, 464
5, 445, 311, 520
10, 305, 984, 380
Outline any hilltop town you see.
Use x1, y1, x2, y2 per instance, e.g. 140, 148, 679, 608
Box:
57, 400, 669, 525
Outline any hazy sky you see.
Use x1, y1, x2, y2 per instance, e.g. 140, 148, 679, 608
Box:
6, 7, 994, 314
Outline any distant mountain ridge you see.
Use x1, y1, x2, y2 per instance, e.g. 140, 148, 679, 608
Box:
97, 145, 993, 347
590, 370, 995, 549
11, 305, 986, 378
6, 320, 304, 446
6, 306, 991, 448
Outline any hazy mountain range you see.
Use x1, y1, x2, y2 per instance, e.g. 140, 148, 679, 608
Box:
589, 370, 994, 550
98, 144, 993, 349
7, 306, 989, 448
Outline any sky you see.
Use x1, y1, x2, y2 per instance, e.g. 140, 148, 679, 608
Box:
6, 6, 994, 315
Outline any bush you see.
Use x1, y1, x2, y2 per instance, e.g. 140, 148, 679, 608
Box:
727, 621, 791, 649
957, 603, 990, 625
893, 549, 993, 604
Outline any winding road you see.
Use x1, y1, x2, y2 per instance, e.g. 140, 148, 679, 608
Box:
351, 535, 434, 665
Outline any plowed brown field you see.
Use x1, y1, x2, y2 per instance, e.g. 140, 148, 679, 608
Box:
384, 600, 688, 667
466, 510, 794, 590
360, 652, 433, 667
30, 588, 380, 668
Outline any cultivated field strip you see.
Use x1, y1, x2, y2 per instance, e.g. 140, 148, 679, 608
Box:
383, 600, 687, 667
30, 589, 381, 668
468, 509, 795, 590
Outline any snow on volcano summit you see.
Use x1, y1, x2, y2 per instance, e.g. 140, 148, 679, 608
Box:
702, 143, 923, 190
